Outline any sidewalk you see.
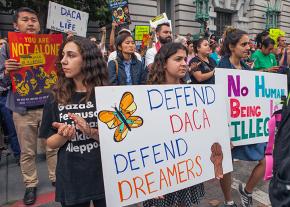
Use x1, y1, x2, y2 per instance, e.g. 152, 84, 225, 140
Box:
0, 153, 270, 207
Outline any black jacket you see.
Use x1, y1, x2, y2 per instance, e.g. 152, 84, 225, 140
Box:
108, 55, 147, 85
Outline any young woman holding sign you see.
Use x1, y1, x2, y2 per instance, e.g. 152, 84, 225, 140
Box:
143, 42, 205, 207
39, 36, 108, 207
217, 28, 265, 207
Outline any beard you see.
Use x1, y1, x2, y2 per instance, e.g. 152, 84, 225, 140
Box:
159, 36, 172, 44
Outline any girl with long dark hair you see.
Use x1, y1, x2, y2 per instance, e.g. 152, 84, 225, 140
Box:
39, 36, 108, 207
145, 42, 205, 207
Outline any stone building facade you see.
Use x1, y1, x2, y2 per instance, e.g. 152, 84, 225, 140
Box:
128, 0, 290, 41
0, 0, 289, 41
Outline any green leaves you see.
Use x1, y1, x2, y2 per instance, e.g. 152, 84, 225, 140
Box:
2, 0, 112, 27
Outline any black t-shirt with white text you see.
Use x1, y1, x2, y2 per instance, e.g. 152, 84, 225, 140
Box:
39, 92, 105, 205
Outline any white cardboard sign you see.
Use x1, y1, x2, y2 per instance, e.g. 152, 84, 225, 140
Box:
46, 1, 89, 37
149, 13, 169, 29
95, 85, 233, 206
215, 69, 287, 146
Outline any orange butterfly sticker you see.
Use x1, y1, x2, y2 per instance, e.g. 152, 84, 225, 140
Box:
98, 92, 143, 142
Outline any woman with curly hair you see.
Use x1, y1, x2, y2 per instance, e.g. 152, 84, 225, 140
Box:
144, 42, 205, 207
39, 36, 108, 207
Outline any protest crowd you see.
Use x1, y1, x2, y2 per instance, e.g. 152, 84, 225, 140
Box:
0, 2, 290, 207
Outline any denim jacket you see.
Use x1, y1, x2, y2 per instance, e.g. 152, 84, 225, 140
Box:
108, 54, 148, 85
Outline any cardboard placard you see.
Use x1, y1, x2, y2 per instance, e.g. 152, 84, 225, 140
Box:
95, 85, 233, 206
47, 1, 89, 37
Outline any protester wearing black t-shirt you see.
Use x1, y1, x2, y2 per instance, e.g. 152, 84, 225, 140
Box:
189, 38, 216, 84
39, 37, 108, 207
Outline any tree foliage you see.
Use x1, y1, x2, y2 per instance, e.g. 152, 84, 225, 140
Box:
1, 0, 111, 27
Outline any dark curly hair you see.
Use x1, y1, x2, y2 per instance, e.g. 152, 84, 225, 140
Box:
54, 36, 108, 104
147, 42, 188, 84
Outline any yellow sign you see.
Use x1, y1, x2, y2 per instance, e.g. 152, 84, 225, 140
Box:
269, 29, 286, 48
135, 25, 150, 41
20, 53, 46, 67
150, 13, 167, 23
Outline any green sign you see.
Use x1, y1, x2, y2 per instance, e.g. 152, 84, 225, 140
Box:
134, 25, 150, 41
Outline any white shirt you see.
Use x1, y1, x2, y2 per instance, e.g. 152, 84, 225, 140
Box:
108, 51, 142, 62
145, 47, 157, 67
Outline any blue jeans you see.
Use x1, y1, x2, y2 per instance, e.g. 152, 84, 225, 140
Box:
0, 95, 20, 157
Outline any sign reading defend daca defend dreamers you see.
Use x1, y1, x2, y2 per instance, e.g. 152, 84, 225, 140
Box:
95, 85, 233, 206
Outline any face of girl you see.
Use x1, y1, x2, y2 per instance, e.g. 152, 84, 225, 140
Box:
262, 44, 274, 55
119, 36, 135, 54
61, 42, 83, 79
165, 49, 187, 82
188, 43, 194, 54
230, 35, 250, 59
197, 40, 211, 56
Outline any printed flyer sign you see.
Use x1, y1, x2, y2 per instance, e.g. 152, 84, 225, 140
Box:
95, 85, 233, 206
141, 34, 150, 47
109, 0, 131, 26
47, 1, 89, 37
150, 13, 168, 29
215, 69, 287, 146
8, 32, 62, 107
135, 25, 150, 41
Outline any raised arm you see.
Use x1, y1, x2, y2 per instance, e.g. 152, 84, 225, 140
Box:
110, 22, 118, 52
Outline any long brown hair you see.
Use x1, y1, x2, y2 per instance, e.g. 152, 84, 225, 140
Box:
54, 36, 108, 104
147, 42, 187, 84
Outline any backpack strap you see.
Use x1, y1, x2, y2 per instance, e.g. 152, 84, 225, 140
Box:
113, 59, 119, 82
264, 112, 282, 180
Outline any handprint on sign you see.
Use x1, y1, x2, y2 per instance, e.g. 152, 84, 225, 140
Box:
210, 142, 224, 179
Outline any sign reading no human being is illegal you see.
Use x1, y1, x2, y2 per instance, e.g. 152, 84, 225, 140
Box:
215, 68, 287, 146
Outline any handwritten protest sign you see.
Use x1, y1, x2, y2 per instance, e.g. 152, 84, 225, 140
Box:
135, 25, 150, 41
47, 1, 89, 37
8, 32, 62, 107
109, 0, 131, 26
215, 69, 287, 146
150, 13, 169, 29
95, 85, 232, 206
